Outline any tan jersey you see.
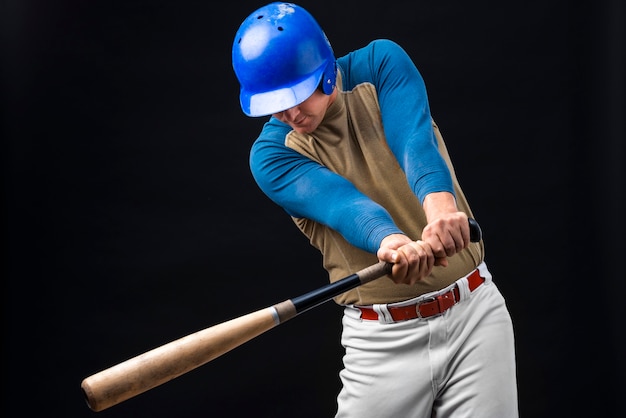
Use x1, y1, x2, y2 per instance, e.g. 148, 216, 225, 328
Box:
284, 77, 484, 305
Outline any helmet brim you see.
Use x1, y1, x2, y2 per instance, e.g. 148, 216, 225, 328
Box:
239, 71, 321, 117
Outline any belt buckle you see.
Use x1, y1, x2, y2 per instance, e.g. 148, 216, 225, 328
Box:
415, 287, 458, 319
415, 296, 436, 319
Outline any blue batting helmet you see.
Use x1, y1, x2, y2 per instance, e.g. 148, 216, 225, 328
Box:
232, 2, 337, 117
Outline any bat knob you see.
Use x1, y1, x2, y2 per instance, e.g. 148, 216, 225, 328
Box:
468, 218, 482, 243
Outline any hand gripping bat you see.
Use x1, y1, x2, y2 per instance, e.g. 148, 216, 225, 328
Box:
81, 219, 482, 412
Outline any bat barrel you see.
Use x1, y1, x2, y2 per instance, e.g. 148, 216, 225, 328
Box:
81, 339, 195, 411
81, 307, 280, 412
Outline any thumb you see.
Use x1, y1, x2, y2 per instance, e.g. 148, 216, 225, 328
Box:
377, 247, 399, 264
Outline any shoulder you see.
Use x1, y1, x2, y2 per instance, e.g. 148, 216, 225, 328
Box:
339, 39, 409, 63
337, 39, 416, 90
366, 38, 406, 53
255, 117, 291, 142
250, 118, 296, 160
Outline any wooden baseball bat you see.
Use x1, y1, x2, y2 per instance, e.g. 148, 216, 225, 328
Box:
81, 219, 482, 412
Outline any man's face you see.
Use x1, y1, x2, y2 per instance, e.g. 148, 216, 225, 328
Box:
272, 88, 335, 134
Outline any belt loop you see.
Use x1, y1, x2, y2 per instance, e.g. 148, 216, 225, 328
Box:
372, 304, 393, 324
344, 305, 363, 320
457, 275, 471, 301
477, 261, 492, 284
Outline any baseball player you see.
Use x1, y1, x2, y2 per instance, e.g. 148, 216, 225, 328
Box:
232, 3, 518, 417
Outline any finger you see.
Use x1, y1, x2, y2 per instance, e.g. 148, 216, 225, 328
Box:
434, 256, 448, 268
407, 242, 434, 284
416, 242, 435, 277
401, 244, 422, 284
433, 228, 465, 257
390, 251, 409, 284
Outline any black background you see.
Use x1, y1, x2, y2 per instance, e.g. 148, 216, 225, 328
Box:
2, 0, 624, 417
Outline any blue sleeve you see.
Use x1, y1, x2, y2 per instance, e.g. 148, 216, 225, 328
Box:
249, 120, 403, 254
341, 39, 455, 202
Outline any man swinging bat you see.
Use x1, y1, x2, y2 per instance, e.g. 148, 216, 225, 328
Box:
231, 3, 518, 417
81, 3, 518, 416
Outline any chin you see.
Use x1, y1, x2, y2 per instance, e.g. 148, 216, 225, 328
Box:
294, 126, 312, 134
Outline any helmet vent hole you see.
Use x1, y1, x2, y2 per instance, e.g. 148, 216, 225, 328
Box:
277, 26, 284, 31
257, 15, 264, 19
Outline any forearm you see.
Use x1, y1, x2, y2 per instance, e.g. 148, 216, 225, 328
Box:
251, 141, 403, 253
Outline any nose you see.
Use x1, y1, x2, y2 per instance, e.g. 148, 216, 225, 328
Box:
282, 107, 300, 122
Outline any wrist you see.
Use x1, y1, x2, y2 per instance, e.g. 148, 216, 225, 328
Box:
422, 192, 458, 222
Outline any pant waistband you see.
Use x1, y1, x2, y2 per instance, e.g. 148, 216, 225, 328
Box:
355, 268, 485, 322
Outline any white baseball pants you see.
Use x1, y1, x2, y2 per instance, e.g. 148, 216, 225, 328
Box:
335, 262, 518, 418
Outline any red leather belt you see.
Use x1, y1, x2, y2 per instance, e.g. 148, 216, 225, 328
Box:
357, 269, 484, 322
